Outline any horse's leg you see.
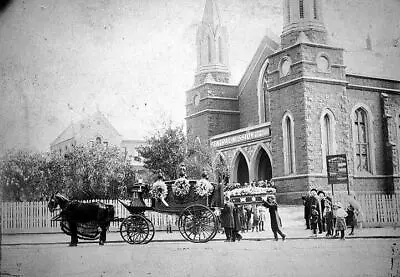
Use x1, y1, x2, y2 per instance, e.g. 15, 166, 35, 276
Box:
99, 223, 108, 245
70, 221, 78, 247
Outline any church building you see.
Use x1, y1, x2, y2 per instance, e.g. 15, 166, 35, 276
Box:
185, 0, 400, 202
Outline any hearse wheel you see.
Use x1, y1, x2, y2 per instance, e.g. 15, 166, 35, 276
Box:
178, 204, 218, 243
120, 214, 150, 244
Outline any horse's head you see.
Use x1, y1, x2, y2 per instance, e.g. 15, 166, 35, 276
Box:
48, 192, 69, 212
48, 194, 59, 212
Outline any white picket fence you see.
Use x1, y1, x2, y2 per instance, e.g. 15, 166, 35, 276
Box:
1, 199, 179, 234
1, 193, 399, 233
332, 192, 400, 227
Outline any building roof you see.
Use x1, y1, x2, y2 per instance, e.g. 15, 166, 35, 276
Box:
238, 31, 280, 93
50, 123, 76, 146
50, 111, 121, 147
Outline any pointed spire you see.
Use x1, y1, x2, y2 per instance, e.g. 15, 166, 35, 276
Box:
194, 0, 230, 86
202, 0, 221, 28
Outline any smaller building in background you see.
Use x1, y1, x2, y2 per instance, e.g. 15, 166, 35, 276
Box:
50, 111, 147, 176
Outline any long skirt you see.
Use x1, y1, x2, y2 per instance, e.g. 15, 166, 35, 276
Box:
335, 217, 347, 231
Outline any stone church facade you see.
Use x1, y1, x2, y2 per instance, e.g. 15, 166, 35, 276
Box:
185, 0, 400, 202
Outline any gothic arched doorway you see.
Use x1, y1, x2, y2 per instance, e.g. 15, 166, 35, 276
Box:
255, 148, 272, 181
235, 152, 249, 185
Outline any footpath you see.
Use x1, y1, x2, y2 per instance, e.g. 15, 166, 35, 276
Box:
2, 225, 400, 246
2, 205, 399, 245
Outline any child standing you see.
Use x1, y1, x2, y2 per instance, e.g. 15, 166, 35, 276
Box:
346, 204, 357, 236
334, 202, 348, 240
324, 201, 334, 237
252, 205, 260, 232
310, 205, 320, 237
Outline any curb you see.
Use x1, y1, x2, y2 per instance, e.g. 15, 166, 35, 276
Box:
3, 236, 400, 246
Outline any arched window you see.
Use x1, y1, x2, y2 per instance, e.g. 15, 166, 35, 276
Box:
257, 59, 269, 123
261, 70, 268, 122
323, 114, 332, 155
313, 0, 318, 19
354, 108, 370, 172
299, 0, 304, 19
207, 36, 212, 63
282, 113, 295, 175
321, 110, 336, 172
199, 40, 202, 65
397, 114, 400, 169
218, 36, 223, 64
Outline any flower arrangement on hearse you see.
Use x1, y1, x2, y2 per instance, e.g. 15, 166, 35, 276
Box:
224, 180, 276, 204
147, 165, 215, 207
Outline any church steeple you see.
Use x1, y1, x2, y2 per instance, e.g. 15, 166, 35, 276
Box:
281, 0, 328, 48
202, 0, 221, 27
194, 0, 230, 86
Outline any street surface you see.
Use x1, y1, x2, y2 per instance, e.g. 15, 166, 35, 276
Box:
1, 238, 396, 277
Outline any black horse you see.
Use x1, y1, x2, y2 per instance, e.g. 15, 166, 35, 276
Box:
48, 193, 115, 246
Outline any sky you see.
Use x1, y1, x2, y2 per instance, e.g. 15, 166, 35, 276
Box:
0, 0, 399, 154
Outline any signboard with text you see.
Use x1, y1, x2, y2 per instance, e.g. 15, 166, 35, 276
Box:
326, 154, 349, 195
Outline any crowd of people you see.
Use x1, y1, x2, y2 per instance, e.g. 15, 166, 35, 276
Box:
302, 188, 362, 240
218, 187, 362, 242
219, 194, 286, 242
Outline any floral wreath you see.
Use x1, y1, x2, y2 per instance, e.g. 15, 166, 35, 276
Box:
150, 180, 168, 200
195, 178, 214, 197
174, 177, 191, 198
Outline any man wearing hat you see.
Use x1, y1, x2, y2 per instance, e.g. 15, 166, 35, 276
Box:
262, 195, 286, 241
220, 196, 235, 241
309, 188, 323, 234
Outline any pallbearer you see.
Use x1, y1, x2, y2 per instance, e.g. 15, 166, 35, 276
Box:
262, 195, 286, 241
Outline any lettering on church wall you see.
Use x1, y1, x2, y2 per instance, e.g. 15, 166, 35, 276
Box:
211, 126, 270, 148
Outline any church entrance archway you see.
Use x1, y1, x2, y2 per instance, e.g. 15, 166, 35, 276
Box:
255, 148, 272, 181
235, 152, 249, 185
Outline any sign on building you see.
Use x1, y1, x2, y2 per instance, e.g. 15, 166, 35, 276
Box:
326, 154, 349, 195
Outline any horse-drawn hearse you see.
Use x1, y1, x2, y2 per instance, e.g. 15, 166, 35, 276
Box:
48, 168, 224, 246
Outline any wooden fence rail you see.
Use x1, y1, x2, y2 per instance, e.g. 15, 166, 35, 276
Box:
1, 193, 399, 233
331, 192, 400, 227
1, 199, 179, 234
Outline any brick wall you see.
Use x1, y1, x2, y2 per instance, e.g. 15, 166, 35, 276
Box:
186, 83, 240, 142
270, 81, 307, 177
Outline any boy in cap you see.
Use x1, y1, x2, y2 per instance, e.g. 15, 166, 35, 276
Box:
310, 204, 320, 237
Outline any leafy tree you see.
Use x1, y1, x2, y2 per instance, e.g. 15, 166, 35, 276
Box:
61, 145, 136, 200
0, 146, 137, 201
184, 138, 214, 180
137, 125, 186, 180
0, 149, 47, 201
214, 155, 229, 183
